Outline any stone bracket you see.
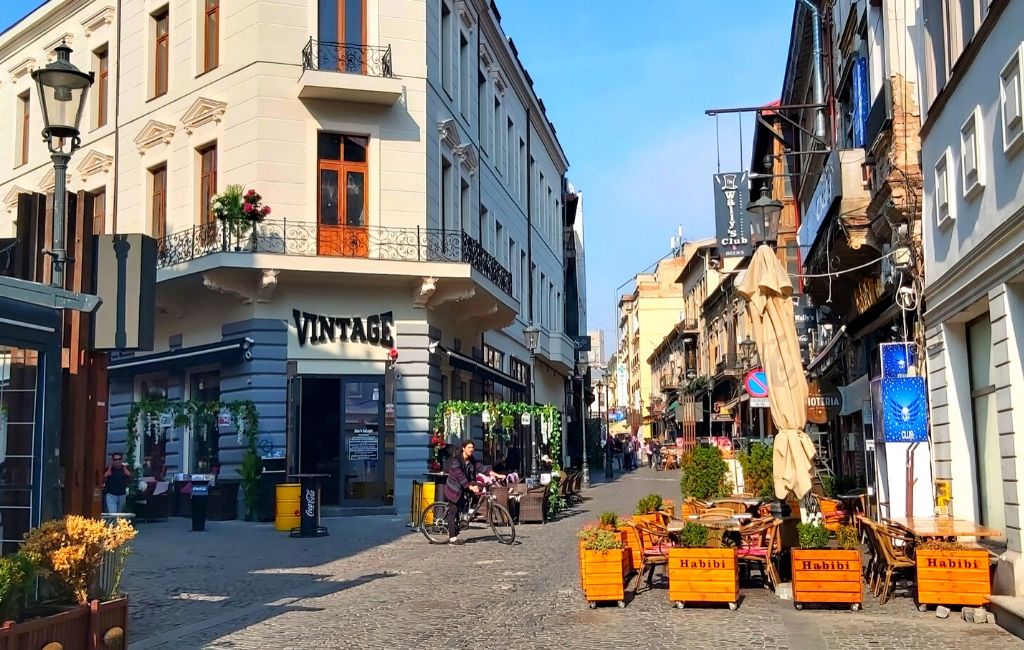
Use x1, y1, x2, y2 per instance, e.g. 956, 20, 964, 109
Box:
202, 268, 279, 304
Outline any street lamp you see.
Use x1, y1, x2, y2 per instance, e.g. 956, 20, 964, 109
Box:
523, 325, 540, 476
739, 334, 757, 369
747, 184, 783, 249
575, 359, 591, 489
31, 41, 94, 289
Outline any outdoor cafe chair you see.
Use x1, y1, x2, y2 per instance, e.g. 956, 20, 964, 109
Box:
714, 500, 750, 515
869, 521, 917, 605
680, 498, 706, 518
737, 518, 781, 591
632, 521, 673, 594
813, 495, 848, 532
700, 507, 735, 519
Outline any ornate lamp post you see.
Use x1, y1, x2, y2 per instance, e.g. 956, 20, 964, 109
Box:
747, 184, 783, 249
31, 42, 94, 288
523, 325, 540, 476
739, 334, 757, 369
575, 359, 591, 489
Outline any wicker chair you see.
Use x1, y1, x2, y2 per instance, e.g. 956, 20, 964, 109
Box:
518, 484, 549, 524
631, 522, 673, 594
868, 521, 917, 604
737, 518, 782, 590
714, 500, 750, 515
567, 472, 584, 505
815, 496, 848, 532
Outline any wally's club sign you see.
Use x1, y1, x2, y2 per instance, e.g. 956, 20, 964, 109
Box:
293, 309, 395, 348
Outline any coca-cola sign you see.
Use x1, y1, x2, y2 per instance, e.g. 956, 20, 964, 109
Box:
304, 488, 316, 518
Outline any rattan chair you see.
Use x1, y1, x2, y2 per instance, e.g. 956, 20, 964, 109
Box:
631, 522, 673, 594
714, 500, 750, 515
869, 521, 917, 604
737, 518, 782, 590
518, 483, 549, 524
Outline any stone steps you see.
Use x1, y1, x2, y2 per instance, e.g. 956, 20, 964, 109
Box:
990, 595, 1024, 640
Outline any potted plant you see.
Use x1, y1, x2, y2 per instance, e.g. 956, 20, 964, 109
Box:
577, 526, 629, 608
736, 442, 774, 499
915, 540, 990, 611
791, 523, 862, 610
679, 446, 731, 501
634, 494, 664, 525
211, 185, 271, 250
667, 522, 739, 609
1, 515, 136, 648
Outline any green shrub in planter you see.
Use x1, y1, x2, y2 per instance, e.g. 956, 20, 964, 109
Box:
598, 512, 619, 530
678, 523, 710, 548
736, 442, 774, 498
0, 551, 39, 622
578, 527, 625, 551
835, 525, 859, 550
797, 522, 830, 549
635, 494, 663, 515
679, 446, 731, 500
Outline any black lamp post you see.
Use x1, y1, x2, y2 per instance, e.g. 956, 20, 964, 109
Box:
747, 184, 783, 249
31, 42, 94, 289
740, 334, 757, 369
575, 359, 590, 489
523, 325, 540, 476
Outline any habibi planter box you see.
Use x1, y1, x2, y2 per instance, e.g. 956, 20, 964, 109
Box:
791, 549, 863, 610
0, 597, 128, 649
580, 548, 629, 607
667, 547, 739, 609
916, 548, 991, 609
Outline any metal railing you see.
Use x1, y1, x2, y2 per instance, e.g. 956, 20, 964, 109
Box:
156, 220, 512, 296
301, 38, 394, 78
714, 354, 742, 376
681, 318, 699, 332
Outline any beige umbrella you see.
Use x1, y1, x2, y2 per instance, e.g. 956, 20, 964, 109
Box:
737, 245, 815, 501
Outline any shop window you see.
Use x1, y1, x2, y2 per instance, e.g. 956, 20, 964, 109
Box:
0, 345, 40, 554
135, 376, 168, 477
188, 371, 220, 473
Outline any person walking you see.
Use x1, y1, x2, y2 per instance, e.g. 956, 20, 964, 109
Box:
103, 452, 132, 513
603, 436, 614, 479
650, 439, 662, 470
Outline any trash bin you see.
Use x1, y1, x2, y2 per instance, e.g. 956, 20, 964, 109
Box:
190, 479, 211, 531
275, 483, 300, 531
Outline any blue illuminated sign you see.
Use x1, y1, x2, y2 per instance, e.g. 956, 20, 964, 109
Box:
852, 57, 870, 147
881, 377, 928, 443
880, 342, 917, 378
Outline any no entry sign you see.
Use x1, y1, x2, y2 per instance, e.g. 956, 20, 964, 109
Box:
745, 369, 769, 399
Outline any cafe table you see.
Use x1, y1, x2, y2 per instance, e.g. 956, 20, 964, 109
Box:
886, 516, 1002, 539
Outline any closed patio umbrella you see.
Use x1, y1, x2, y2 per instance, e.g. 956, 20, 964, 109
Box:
737, 245, 815, 502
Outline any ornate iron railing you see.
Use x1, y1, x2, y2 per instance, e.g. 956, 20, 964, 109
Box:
156, 220, 513, 296
301, 38, 394, 78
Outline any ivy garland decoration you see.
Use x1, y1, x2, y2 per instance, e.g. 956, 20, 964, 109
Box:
125, 398, 261, 519
429, 400, 565, 516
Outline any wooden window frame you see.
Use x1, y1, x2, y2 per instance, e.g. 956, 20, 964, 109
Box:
203, 0, 219, 73
153, 8, 169, 98
198, 143, 217, 227
17, 92, 29, 166
151, 164, 168, 241
96, 47, 109, 127
91, 188, 107, 236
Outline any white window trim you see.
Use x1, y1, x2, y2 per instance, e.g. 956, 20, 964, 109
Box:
999, 42, 1024, 156
934, 147, 955, 229
960, 105, 985, 200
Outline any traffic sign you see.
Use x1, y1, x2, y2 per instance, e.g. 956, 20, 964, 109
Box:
750, 397, 769, 408
744, 369, 769, 398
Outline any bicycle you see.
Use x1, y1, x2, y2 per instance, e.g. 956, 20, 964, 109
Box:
420, 480, 516, 545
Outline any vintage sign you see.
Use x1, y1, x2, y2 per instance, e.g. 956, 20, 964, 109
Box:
713, 171, 752, 258
293, 309, 395, 348
572, 335, 592, 352
807, 377, 842, 424
852, 57, 870, 147
880, 376, 928, 443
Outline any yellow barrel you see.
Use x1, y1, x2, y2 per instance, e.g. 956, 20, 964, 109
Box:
275, 483, 301, 531
420, 481, 436, 525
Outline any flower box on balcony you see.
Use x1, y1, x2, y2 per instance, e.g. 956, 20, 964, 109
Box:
791, 549, 863, 610
915, 547, 990, 610
0, 597, 128, 649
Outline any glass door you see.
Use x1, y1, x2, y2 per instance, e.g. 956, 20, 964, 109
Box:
317, 0, 366, 73
340, 378, 388, 505
189, 371, 220, 473
317, 133, 368, 257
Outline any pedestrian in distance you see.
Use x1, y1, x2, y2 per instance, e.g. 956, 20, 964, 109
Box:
603, 436, 614, 479
103, 452, 132, 513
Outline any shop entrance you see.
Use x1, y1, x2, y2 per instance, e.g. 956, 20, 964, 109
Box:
297, 375, 392, 507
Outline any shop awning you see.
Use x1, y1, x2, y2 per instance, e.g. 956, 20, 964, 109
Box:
807, 325, 847, 373
662, 399, 678, 418
108, 337, 253, 375
439, 345, 527, 393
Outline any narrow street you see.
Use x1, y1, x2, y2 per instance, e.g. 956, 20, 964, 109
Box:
126, 472, 1019, 649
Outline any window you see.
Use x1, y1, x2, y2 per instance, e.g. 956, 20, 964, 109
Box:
519, 138, 526, 201
316, 133, 369, 255
0, 345, 40, 554
203, 0, 219, 73
135, 375, 169, 477
460, 178, 471, 232
151, 165, 167, 241
478, 70, 488, 150
520, 251, 527, 303
960, 106, 984, 198
441, 157, 453, 231
506, 118, 513, 188
188, 370, 221, 473
91, 188, 106, 236
483, 344, 504, 371
934, 148, 954, 227
539, 272, 547, 325
509, 357, 529, 403
318, 0, 366, 73
493, 98, 501, 174
198, 143, 217, 227
1000, 44, 1024, 155
495, 221, 504, 265
459, 31, 470, 118
16, 92, 29, 166
440, 1, 453, 96
95, 46, 109, 127
507, 237, 514, 278
479, 204, 488, 250
153, 8, 169, 97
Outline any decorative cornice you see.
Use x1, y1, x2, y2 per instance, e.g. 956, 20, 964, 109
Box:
82, 6, 116, 37
44, 33, 74, 60
488, 64, 507, 96
76, 150, 114, 182
133, 120, 176, 154
180, 97, 227, 135
437, 118, 461, 150
454, 143, 478, 176
8, 56, 35, 83
455, 0, 476, 32
4, 186, 31, 213
479, 45, 494, 69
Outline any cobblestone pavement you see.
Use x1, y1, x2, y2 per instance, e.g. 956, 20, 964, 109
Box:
126, 469, 1021, 649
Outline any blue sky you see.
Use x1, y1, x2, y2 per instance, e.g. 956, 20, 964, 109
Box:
1, 0, 794, 350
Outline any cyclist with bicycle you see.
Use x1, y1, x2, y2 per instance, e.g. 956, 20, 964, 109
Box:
443, 440, 504, 544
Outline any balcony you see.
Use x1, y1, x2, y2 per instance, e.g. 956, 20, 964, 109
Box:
156, 220, 513, 298
298, 38, 403, 105
714, 354, 743, 379
681, 318, 699, 333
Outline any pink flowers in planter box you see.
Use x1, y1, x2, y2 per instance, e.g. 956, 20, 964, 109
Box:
212, 185, 273, 228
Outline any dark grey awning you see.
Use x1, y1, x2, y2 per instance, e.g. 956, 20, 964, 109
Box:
807, 325, 847, 373
108, 337, 252, 375
439, 345, 527, 393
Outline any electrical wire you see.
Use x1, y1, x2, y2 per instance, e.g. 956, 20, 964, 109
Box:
789, 248, 899, 279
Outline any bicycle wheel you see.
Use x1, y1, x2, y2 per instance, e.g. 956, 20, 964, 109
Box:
421, 501, 452, 544
488, 502, 516, 545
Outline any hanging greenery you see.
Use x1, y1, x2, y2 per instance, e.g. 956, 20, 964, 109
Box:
124, 398, 261, 519
431, 400, 565, 517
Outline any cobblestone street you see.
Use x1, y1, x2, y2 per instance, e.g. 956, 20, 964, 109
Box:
125, 470, 1021, 649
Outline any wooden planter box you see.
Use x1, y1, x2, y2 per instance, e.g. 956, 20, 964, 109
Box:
620, 524, 643, 572
791, 549, 863, 610
667, 547, 739, 609
0, 597, 128, 650
916, 548, 991, 610
581, 548, 629, 608
632, 513, 660, 526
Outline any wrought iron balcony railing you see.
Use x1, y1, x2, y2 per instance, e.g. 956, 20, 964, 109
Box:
301, 38, 394, 78
714, 354, 743, 377
156, 220, 512, 296
681, 318, 699, 332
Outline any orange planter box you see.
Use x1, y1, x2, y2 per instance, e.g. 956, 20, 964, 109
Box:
791, 549, 863, 610
916, 548, 991, 609
580, 548, 629, 607
620, 524, 643, 572
667, 547, 739, 609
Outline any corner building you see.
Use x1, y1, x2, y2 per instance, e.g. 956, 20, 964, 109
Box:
0, 0, 578, 516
